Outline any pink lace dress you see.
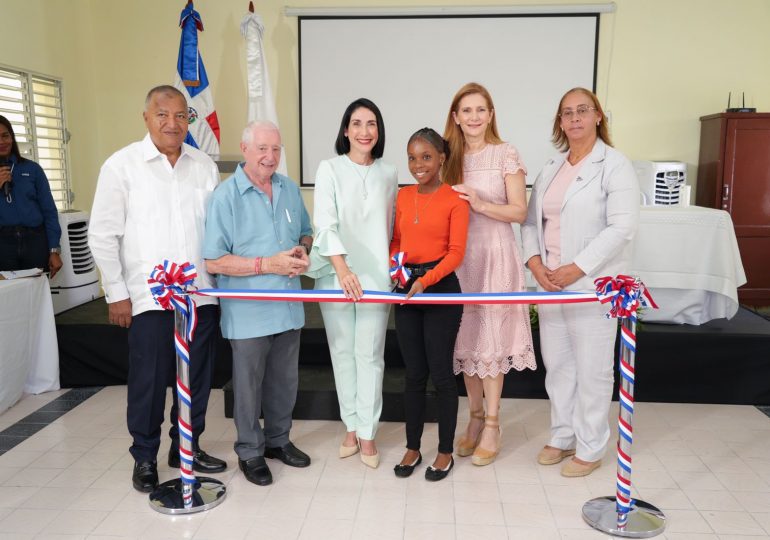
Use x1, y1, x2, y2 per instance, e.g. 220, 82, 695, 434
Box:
453, 143, 537, 377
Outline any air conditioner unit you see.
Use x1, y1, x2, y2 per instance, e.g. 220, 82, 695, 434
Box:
49, 210, 101, 314
633, 161, 688, 206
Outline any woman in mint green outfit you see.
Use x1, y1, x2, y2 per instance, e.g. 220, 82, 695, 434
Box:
309, 98, 398, 468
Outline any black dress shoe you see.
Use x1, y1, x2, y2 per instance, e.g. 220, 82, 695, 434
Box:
394, 452, 422, 478
425, 456, 454, 482
239, 457, 272, 486
264, 442, 311, 468
168, 447, 227, 473
132, 460, 158, 492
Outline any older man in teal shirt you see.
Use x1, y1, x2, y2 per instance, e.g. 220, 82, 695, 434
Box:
203, 121, 312, 486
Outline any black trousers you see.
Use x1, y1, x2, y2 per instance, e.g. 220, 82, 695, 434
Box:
126, 305, 219, 462
395, 272, 463, 454
0, 226, 48, 271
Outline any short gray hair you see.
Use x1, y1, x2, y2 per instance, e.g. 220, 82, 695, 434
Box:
144, 85, 187, 111
241, 121, 280, 144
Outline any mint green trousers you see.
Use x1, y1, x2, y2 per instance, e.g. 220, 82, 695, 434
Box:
319, 299, 390, 440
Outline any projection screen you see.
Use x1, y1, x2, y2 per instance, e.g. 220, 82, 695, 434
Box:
299, 14, 599, 185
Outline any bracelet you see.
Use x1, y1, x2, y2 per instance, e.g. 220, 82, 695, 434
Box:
254, 257, 262, 275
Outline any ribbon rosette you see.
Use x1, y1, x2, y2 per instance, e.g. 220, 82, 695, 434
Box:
389, 252, 412, 288
147, 260, 199, 341
594, 275, 658, 319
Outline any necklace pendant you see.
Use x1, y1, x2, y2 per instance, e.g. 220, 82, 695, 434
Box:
413, 216, 419, 224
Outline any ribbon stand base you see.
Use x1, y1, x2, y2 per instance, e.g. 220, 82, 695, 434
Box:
583, 496, 666, 538
149, 308, 226, 515
149, 477, 226, 515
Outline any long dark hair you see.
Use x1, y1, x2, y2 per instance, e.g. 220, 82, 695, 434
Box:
0, 115, 25, 162
334, 98, 386, 159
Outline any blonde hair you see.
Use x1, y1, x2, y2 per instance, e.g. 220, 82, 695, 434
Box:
551, 87, 613, 152
442, 82, 503, 186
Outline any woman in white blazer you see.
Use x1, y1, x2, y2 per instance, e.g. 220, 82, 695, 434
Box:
521, 87, 639, 477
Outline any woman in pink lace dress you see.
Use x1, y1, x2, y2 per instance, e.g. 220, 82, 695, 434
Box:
443, 82, 536, 466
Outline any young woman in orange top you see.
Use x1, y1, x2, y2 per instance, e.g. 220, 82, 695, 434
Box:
390, 128, 469, 481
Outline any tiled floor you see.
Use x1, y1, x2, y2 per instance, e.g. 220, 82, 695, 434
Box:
2, 388, 770, 539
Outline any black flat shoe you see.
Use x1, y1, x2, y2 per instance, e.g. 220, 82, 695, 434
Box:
132, 460, 158, 492
425, 456, 454, 482
169, 446, 227, 473
264, 442, 311, 468
239, 456, 273, 486
394, 452, 422, 478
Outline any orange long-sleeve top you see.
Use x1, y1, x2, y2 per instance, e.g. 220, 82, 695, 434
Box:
389, 183, 470, 289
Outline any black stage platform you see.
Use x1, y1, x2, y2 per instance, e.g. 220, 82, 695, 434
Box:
55, 292, 770, 420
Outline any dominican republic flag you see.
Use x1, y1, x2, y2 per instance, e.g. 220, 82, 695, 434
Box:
174, 1, 221, 160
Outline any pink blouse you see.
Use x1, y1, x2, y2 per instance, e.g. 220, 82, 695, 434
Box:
542, 156, 588, 269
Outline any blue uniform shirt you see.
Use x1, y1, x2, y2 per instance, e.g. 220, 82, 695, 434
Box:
202, 164, 312, 339
0, 155, 61, 249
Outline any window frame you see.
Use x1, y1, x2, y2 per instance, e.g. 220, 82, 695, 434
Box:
0, 63, 72, 210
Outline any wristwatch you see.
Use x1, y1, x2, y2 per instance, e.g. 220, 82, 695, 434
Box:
50, 247, 61, 254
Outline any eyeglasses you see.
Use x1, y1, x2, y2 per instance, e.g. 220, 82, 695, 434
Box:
559, 106, 597, 120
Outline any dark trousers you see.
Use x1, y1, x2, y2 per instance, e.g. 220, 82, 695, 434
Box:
395, 272, 463, 454
126, 305, 219, 462
0, 226, 48, 271
230, 329, 300, 460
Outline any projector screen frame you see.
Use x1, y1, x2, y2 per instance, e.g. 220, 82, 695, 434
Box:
297, 12, 601, 186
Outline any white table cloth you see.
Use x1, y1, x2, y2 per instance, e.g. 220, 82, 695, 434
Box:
0, 275, 60, 413
631, 206, 747, 324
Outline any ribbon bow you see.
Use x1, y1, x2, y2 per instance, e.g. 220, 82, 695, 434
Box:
389, 252, 412, 288
594, 275, 658, 319
148, 260, 199, 341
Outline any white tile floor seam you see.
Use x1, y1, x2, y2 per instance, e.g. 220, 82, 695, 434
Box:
1, 387, 770, 539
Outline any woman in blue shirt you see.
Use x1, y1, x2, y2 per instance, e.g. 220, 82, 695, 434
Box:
0, 115, 62, 277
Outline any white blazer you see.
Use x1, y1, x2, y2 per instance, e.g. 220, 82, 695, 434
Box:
521, 139, 639, 292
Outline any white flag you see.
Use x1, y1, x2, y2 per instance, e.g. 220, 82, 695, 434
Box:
241, 7, 287, 175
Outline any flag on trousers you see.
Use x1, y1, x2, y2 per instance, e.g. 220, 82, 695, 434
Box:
174, 1, 221, 160
241, 2, 287, 175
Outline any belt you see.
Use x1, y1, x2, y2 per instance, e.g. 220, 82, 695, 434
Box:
404, 258, 442, 278
0, 224, 44, 234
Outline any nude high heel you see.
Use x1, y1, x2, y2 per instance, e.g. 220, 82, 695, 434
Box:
456, 408, 485, 457
360, 451, 380, 469
339, 442, 359, 459
471, 415, 501, 466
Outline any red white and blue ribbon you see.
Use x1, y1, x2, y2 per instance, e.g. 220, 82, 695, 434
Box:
148, 260, 198, 341
148, 260, 658, 516
193, 288, 599, 305
594, 274, 658, 320
389, 252, 411, 288
594, 276, 657, 527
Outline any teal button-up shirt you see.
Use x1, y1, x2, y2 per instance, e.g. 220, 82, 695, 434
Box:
203, 165, 312, 339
